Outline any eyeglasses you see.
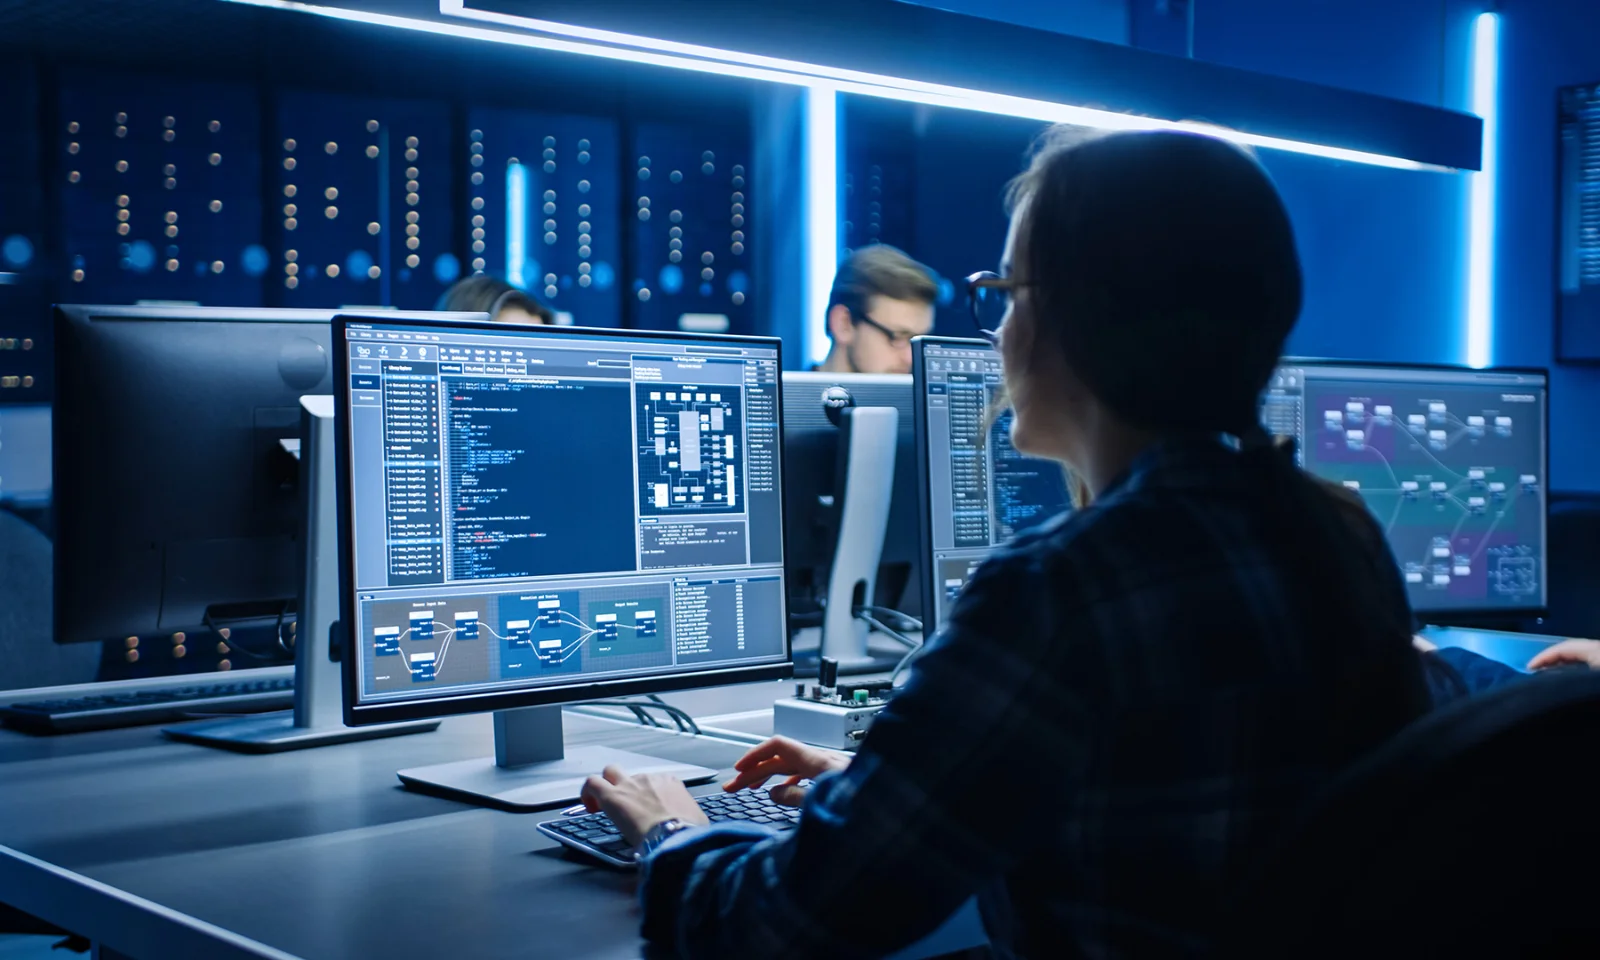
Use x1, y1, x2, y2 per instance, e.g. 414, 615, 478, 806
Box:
854, 313, 920, 347
965, 271, 1020, 342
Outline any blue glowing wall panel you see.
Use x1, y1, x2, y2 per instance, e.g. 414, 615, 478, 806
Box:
629, 123, 752, 333
57, 71, 264, 306
1558, 83, 1600, 362
905, 110, 1040, 336
0, 59, 47, 401
843, 102, 915, 256
466, 108, 622, 326
273, 93, 455, 309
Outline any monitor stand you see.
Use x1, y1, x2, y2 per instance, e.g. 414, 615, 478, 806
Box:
163, 396, 438, 753
395, 705, 718, 811
795, 405, 903, 677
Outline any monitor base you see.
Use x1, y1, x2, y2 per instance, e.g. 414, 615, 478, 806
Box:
396, 705, 716, 811
163, 712, 439, 754
397, 746, 717, 812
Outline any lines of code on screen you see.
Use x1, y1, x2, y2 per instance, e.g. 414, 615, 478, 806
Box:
444, 377, 636, 581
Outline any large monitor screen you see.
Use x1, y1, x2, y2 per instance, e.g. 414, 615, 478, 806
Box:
340, 319, 788, 710
913, 338, 1072, 633
1263, 361, 1548, 616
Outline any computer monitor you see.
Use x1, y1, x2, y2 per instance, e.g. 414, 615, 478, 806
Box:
333, 315, 790, 809
1263, 360, 1549, 619
782, 371, 920, 673
912, 337, 1073, 635
51, 305, 481, 648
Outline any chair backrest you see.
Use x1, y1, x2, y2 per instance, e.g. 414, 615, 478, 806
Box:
1222, 669, 1600, 958
1547, 493, 1600, 639
0, 509, 98, 691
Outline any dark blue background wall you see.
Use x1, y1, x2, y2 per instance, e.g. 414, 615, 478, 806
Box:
914, 0, 1600, 491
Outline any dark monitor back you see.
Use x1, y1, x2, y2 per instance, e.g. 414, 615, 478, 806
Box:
50, 305, 483, 644
780, 372, 920, 620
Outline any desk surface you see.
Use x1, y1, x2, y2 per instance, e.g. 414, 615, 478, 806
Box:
0, 681, 801, 960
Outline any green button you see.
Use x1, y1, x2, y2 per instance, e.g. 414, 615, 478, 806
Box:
853, 689, 868, 703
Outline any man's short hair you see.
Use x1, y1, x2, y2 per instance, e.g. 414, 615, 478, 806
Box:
826, 245, 937, 337
435, 274, 553, 323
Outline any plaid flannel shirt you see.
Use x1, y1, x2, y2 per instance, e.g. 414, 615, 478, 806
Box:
641, 436, 1431, 959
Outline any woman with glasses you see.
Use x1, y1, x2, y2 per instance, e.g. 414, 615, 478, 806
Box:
581, 126, 1432, 958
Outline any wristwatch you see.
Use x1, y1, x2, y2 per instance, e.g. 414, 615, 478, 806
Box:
636, 818, 697, 860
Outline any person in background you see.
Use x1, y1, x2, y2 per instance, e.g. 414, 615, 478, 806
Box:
1414, 634, 1600, 702
435, 274, 553, 325
816, 244, 938, 375
579, 127, 1433, 958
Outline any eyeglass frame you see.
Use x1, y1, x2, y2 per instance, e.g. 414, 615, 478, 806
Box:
851, 311, 923, 347
965, 271, 1032, 342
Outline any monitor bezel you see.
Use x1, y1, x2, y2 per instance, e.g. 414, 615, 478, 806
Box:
910, 335, 995, 640
332, 313, 793, 727
1279, 355, 1552, 622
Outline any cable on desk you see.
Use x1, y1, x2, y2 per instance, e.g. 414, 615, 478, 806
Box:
853, 606, 923, 633
645, 694, 689, 732
567, 699, 702, 736
204, 604, 295, 662
856, 612, 920, 650
891, 642, 933, 686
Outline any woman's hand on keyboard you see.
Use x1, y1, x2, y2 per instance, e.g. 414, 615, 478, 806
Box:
723, 736, 851, 807
579, 766, 710, 846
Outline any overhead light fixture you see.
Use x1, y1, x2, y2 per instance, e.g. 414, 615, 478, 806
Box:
1466, 11, 1499, 370
438, 0, 1436, 171
804, 87, 839, 367
222, 0, 1437, 171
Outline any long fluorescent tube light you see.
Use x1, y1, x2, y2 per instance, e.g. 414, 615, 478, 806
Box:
1466, 12, 1499, 369
505, 161, 528, 288
805, 87, 840, 367
220, 0, 1438, 171
441, 0, 1433, 170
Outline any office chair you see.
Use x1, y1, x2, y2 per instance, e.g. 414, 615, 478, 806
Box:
1222, 669, 1600, 958
0, 509, 98, 691
1546, 492, 1600, 639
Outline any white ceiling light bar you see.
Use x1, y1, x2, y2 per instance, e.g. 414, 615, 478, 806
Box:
439, 0, 1436, 171
435, 0, 1440, 174
219, 0, 1439, 171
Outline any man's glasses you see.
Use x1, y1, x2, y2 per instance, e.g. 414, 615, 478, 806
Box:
855, 313, 920, 347
965, 271, 1019, 342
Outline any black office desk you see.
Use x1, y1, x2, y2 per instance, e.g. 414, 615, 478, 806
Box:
0, 680, 983, 960
0, 704, 774, 960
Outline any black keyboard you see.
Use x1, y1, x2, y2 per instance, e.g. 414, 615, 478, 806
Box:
1, 676, 295, 734
538, 789, 803, 868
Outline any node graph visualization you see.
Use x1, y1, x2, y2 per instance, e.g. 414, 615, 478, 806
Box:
498, 584, 672, 680
1269, 365, 1548, 613
365, 596, 494, 692
636, 381, 744, 517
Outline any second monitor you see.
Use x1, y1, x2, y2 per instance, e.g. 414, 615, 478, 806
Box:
913, 337, 1073, 635
1264, 360, 1548, 619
